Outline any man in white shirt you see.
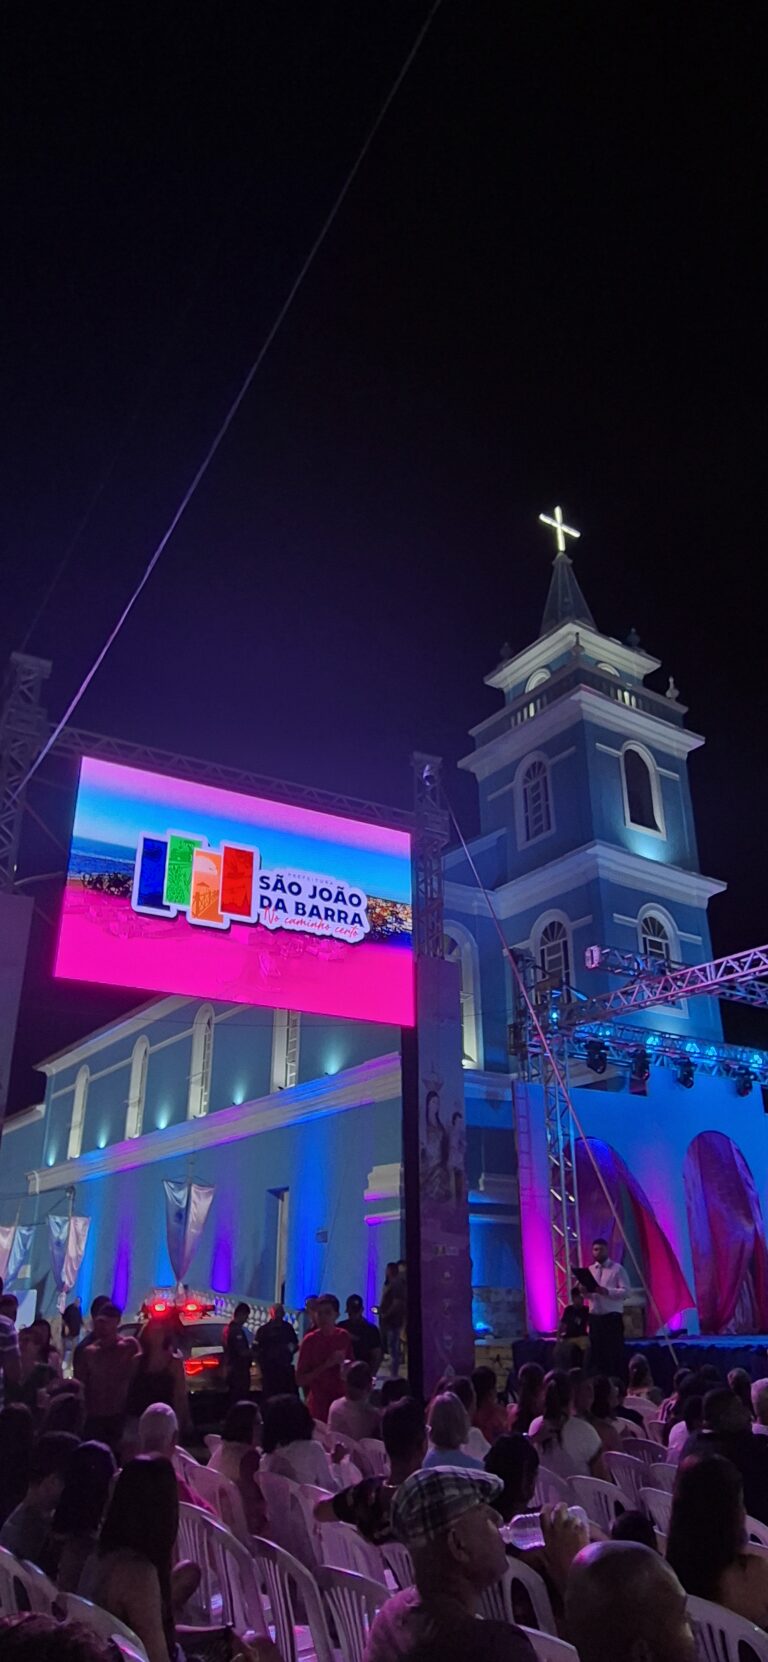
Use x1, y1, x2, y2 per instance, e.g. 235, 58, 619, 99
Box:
588, 1238, 628, 1378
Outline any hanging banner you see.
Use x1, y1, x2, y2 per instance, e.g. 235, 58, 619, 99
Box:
1, 1224, 34, 1287
163, 1180, 215, 1283
48, 1216, 90, 1298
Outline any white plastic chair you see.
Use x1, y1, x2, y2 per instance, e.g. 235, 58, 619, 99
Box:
479, 1559, 557, 1635
111, 1644, 150, 1662
521, 1629, 579, 1661
747, 1515, 768, 1546
204, 1433, 222, 1455
185, 1460, 251, 1544
250, 1534, 335, 1662
648, 1461, 677, 1494
62, 1593, 149, 1657
646, 1417, 666, 1444
604, 1450, 646, 1506
622, 1436, 663, 1466
687, 1593, 768, 1660
259, 1468, 318, 1567
640, 1485, 672, 1533
357, 1437, 388, 1477
0, 1551, 59, 1614
534, 1466, 573, 1508
380, 1540, 414, 1590
173, 1444, 202, 1479
177, 1503, 269, 1636
570, 1475, 632, 1532
319, 1520, 386, 1581
316, 1566, 391, 1662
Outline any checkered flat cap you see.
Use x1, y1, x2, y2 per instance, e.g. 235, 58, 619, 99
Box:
392, 1465, 504, 1546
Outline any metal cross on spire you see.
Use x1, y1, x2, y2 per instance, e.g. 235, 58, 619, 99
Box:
539, 505, 580, 555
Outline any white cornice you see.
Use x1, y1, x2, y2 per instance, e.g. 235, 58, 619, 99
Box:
27, 1052, 402, 1194
2, 1105, 45, 1135
484, 624, 659, 694
487, 841, 726, 920
37, 997, 193, 1077
460, 688, 704, 781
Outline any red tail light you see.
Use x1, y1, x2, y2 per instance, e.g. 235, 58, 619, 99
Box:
201, 1355, 219, 1369
184, 1358, 204, 1376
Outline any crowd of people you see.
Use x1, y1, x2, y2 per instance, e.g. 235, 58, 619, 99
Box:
6, 1260, 768, 1660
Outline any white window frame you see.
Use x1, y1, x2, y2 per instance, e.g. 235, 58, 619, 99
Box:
636, 905, 685, 1010
67, 1065, 90, 1159
187, 1004, 214, 1119
531, 911, 574, 1002
270, 1010, 301, 1091
125, 1036, 149, 1139
620, 742, 666, 838
514, 751, 555, 849
525, 668, 551, 692
443, 922, 484, 1068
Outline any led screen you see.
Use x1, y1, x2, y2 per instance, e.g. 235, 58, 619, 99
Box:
55, 757, 414, 1026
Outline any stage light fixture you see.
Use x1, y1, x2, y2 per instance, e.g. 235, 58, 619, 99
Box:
676, 1058, 695, 1089
586, 1040, 608, 1075
735, 1067, 753, 1098
631, 1046, 650, 1082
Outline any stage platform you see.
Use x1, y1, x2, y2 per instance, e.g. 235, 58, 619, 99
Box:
512, 1334, 768, 1395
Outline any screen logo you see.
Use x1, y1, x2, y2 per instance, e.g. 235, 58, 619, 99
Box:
132, 831, 371, 944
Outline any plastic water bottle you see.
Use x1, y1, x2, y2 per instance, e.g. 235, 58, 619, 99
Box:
504, 1504, 589, 1550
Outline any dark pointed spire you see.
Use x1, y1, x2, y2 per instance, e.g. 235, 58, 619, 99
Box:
538, 505, 595, 636
540, 551, 596, 635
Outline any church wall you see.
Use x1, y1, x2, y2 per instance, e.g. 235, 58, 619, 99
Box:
14, 1093, 401, 1320
209, 1007, 273, 1112
297, 1013, 400, 1084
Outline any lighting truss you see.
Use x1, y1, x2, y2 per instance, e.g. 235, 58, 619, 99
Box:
557, 1020, 768, 1088
564, 942, 768, 1026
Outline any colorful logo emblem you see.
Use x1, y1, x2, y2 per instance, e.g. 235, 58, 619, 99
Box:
132, 831, 370, 944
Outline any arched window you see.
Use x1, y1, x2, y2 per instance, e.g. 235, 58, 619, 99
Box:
443, 926, 483, 1067
125, 1036, 149, 1139
532, 915, 572, 1000
520, 756, 552, 844
187, 1004, 214, 1119
525, 668, 551, 692
67, 1066, 89, 1160
638, 910, 673, 969
622, 745, 662, 833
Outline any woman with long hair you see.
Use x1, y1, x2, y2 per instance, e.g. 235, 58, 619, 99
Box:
125, 1319, 189, 1432
207, 1399, 267, 1533
507, 1362, 546, 1434
667, 1454, 768, 1627
79, 1455, 180, 1662
260, 1394, 335, 1488
589, 1375, 625, 1454
44, 1439, 116, 1591
529, 1369, 606, 1479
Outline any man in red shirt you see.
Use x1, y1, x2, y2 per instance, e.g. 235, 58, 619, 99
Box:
296, 1293, 353, 1422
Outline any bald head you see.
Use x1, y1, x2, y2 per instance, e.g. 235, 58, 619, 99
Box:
566, 1542, 695, 1662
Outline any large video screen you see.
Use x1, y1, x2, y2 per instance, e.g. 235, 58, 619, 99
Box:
55, 757, 414, 1026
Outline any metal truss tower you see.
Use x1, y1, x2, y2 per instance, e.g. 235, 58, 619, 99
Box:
0, 654, 51, 893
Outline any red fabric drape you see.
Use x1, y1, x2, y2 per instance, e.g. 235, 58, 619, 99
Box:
576, 1137, 694, 1329
683, 1131, 768, 1334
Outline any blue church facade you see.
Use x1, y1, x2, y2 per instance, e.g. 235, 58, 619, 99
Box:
2, 527, 766, 1339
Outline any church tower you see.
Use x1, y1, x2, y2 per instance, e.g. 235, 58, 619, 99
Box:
445, 508, 725, 1068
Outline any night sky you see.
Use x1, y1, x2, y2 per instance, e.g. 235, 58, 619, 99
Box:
2, 3, 766, 1105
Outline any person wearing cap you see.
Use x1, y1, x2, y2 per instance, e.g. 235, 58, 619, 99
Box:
364, 1466, 536, 1661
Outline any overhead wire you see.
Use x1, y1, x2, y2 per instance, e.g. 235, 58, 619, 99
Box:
11, 0, 444, 806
